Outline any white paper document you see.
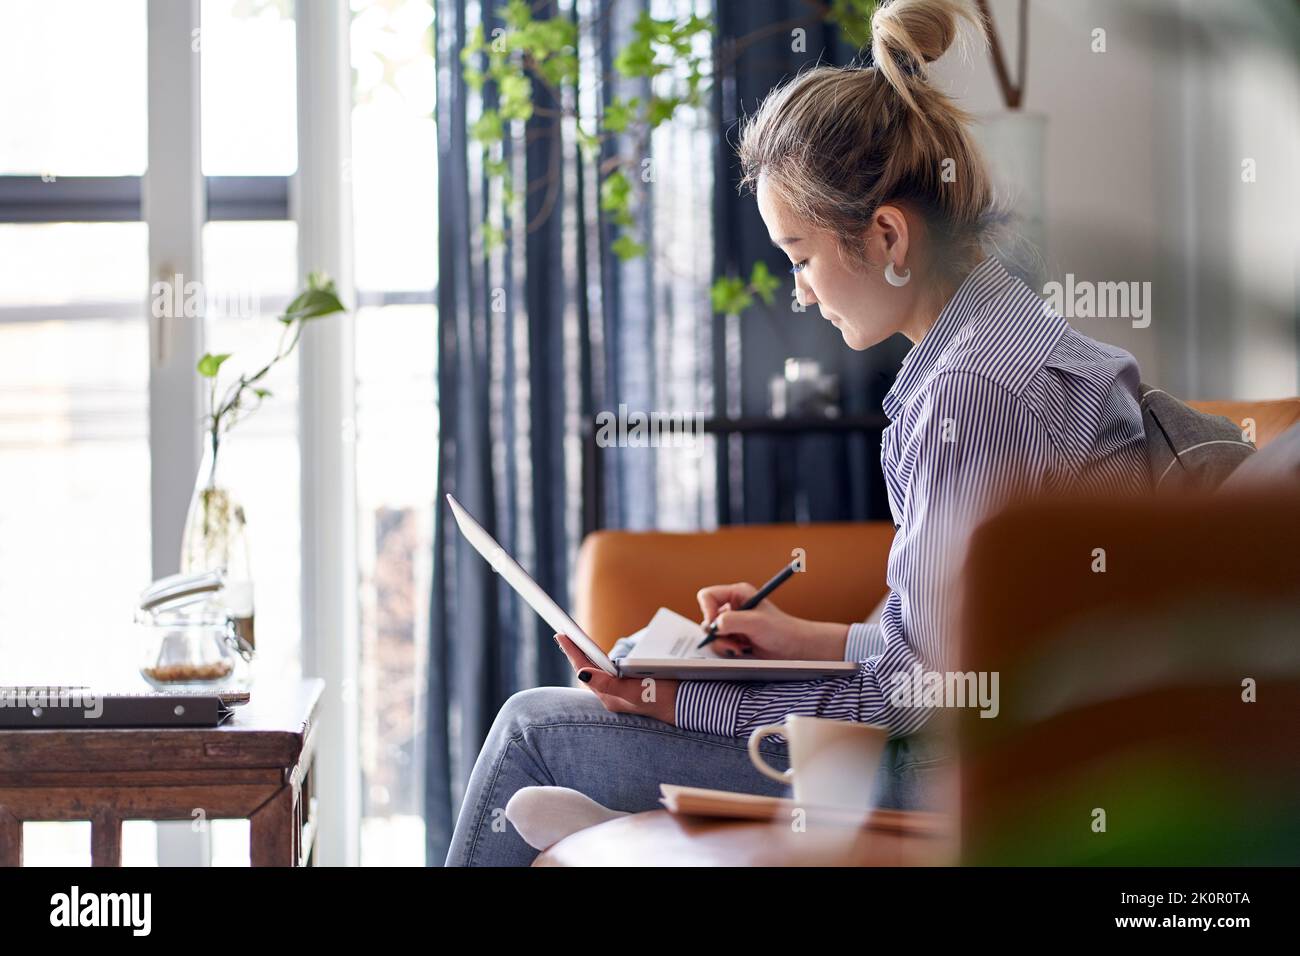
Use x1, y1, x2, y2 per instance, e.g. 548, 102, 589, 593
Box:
619, 607, 722, 661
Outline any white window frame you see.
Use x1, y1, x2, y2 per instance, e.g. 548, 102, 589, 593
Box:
294, 0, 361, 868
145, 0, 210, 868
145, 0, 204, 583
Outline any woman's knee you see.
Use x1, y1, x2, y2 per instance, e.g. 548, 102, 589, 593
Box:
490, 685, 598, 741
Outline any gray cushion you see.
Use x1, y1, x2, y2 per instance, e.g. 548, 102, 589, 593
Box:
1139, 384, 1256, 491
1219, 422, 1300, 491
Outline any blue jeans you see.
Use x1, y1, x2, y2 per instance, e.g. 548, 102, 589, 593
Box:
443, 685, 954, 867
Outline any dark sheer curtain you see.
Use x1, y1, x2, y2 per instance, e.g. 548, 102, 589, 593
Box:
425, 0, 707, 865
425, 0, 903, 865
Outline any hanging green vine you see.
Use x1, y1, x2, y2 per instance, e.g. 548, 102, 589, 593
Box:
460, 0, 880, 316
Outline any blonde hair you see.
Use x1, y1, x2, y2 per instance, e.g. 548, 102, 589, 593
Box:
738, 0, 1003, 282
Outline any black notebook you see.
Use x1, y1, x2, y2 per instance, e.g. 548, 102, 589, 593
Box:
0, 687, 250, 729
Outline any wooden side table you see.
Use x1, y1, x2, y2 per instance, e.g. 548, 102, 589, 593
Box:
533, 809, 958, 866
0, 678, 323, 867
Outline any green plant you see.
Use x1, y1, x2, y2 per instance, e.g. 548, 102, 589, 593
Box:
196, 272, 347, 460
461, 0, 882, 318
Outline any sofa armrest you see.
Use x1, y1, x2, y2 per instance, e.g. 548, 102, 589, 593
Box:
573, 522, 895, 653
1187, 398, 1300, 448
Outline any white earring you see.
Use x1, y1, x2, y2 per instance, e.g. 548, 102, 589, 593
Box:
885, 258, 911, 287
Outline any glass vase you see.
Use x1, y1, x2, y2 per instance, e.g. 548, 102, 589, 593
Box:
180, 429, 256, 682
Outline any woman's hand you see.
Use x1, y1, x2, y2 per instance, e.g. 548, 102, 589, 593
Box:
555, 634, 677, 725
696, 582, 850, 661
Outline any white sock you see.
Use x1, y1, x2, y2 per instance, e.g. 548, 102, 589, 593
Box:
504, 785, 630, 851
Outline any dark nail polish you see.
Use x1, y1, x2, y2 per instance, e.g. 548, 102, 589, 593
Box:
578, 671, 591, 683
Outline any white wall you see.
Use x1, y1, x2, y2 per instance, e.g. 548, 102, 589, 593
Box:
930, 0, 1299, 400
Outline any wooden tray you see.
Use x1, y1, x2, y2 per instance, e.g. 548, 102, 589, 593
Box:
659, 783, 950, 835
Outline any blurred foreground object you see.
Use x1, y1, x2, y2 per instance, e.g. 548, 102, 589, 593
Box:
958, 489, 1300, 865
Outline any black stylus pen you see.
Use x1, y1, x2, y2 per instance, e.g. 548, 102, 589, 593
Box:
696, 560, 799, 649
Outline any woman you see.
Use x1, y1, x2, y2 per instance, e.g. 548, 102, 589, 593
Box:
444, 0, 1147, 866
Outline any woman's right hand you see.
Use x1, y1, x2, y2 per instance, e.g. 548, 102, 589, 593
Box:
696, 582, 849, 661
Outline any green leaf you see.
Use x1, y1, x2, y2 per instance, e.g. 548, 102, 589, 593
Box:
646, 95, 681, 128
253, 388, 272, 400
539, 51, 579, 87
280, 282, 346, 325
602, 97, 638, 134
827, 0, 877, 52
710, 276, 751, 315
197, 353, 232, 378
631, 11, 677, 44
614, 11, 710, 79
502, 0, 532, 30
516, 16, 574, 60
611, 234, 645, 261
470, 108, 503, 144
749, 260, 780, 305
614, 39, 660, 79
682, 13, 713, 37
599, 170, 631, 214
498, 71, 533, 121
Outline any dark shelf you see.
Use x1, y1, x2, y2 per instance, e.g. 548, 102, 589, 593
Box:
700, 415, 889, 434
580, 413, 890, 534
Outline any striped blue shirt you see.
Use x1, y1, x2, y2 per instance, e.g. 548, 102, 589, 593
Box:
674, 255, 1147, 739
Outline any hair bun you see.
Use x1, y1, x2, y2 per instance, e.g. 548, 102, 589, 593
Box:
870, 0, 982, 111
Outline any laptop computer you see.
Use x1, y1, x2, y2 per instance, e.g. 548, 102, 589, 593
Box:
0, 687, 249, 728
445, 494, 860, 682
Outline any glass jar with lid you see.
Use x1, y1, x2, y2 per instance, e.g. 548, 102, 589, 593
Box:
135, 570, 254, 690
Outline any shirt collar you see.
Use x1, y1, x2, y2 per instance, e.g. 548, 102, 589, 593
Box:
882, 255, 1010, 420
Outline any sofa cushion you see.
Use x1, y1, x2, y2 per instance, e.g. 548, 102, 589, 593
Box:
1219, 422, 1300, 490
1140, 384, 1256, 490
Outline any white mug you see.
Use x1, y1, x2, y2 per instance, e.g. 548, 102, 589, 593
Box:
748, 715, 888, 811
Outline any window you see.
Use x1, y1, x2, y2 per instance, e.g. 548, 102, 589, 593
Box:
201, 0, 298, 177
0, 0, 154, 867
0, 225, 152, 682
351, 0, 436, 867
0, 0, 148, 177
0, 0, 431, 867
